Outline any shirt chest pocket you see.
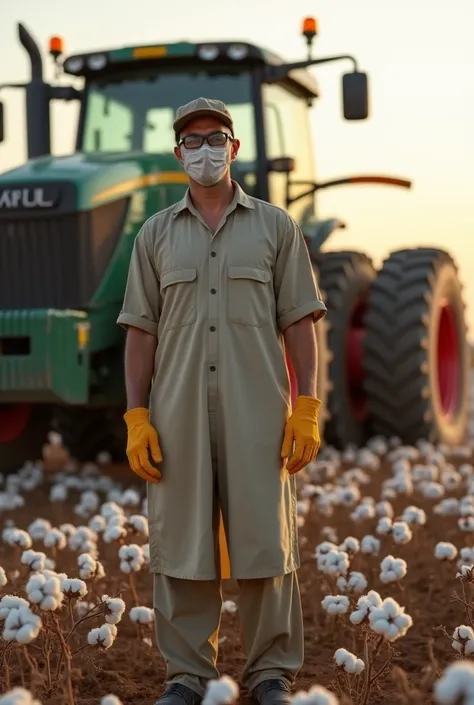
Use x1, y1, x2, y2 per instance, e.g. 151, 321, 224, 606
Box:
160, 267, 197, 332
227, 265, 272, 327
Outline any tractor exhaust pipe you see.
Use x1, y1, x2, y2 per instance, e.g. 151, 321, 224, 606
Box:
18, 22, 51, 159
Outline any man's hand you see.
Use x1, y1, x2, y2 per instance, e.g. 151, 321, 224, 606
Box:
281, 395, 321, 474
124, 407, 162, 483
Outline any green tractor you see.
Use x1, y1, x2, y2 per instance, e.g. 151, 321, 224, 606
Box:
0, 19, 470, 471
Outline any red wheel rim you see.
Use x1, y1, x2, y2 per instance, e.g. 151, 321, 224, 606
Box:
346, 300, 367, 421
437, 303, 461, 417
0, 404, 32, 443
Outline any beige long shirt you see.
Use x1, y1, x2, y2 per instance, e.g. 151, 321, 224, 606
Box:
117, 182, 327, 580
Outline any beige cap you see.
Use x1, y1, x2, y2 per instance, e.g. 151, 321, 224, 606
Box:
173, 98, 234, 135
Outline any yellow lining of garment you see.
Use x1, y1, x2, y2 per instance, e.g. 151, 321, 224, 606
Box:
92, 171, 188, 204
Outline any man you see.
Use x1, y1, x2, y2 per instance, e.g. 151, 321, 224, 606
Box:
116, 97, 327, 705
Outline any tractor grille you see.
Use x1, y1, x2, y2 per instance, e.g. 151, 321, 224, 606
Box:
0, 198, 129, 310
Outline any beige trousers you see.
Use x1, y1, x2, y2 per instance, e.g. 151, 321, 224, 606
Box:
153, 571, 304, 697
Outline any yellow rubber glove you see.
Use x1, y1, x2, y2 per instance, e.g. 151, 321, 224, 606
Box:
124, 407, 162, 483
281, 395, 322, 474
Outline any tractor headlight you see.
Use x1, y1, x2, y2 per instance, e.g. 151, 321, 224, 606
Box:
227, 44, 248, 60
198, 44, 219, 60
87, 54, 107, 70
63, 56, 84, 74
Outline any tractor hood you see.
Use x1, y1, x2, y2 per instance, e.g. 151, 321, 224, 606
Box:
0, 152, 188, 214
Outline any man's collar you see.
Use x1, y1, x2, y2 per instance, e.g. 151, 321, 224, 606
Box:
172, 180, 255, 217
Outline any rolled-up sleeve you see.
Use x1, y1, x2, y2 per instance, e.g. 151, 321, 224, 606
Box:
274, 212, 327, 332
116, 224, 159, 335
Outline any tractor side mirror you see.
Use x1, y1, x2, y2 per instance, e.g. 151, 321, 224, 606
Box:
342, 71, 369, 120
0, 102, 5, 143
268, 156, 295, 173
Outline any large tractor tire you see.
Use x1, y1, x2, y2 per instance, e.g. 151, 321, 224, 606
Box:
52, 406, 127, 463
363, 248, 470, 445
315, 251, 377, 447
286, 265, 331, 439
0, 403, 52, 472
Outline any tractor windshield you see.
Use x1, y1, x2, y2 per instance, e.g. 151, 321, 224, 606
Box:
79, 68, 256, 168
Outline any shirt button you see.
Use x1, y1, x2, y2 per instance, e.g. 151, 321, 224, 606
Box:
210, 288, 216, 294
210, 365, 216, 371
210, 326, 216, 332
211, 251, 217, 257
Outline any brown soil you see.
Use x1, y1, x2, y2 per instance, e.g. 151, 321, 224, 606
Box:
0, 450, 471, 705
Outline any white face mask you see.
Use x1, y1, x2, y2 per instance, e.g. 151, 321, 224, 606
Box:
181, 145, 230, 186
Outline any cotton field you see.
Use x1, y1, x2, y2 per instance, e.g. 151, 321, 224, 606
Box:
4, 434, 474, 704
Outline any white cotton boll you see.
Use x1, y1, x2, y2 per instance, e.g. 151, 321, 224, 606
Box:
292, 685, 340, 705
459, 517, 474, 533
78, 553, 101, 580
127, 515, 149, 538
391, 521, 413, 545
129, 606, 154, 624
320, 528, 338, 545
459, 548, 474, 569
339, 537, 359, 554
342, 468, 371, 485
334, 648, 365, 675
356, 448, 381, 471
460, 464, 474, 478
100, 696, 123, 705
75, 601, 96, 618
103, 525, 127, 544
89, 515, 107, 533
0, 566, 7, 587
68, 526, 98, 551
379, 555, 407, 584
43, 529, 67, 550
321, 595, 350, 616
376, 517, 393, 536
380, 487, 397, 500
368, 597, 413, 641
401, 506, 427, 526
118, 544, 145, 574
320, 551, 349, 578
61, 578, 88, 598
434, 498, 460, 516
315, 541, 338, 557
434, 660, 474, 705
120, 489, 141, 507
87, 623, 117, 649
418, 481, 445, 499
27, 519, 51, 541
50, 484, 68, 502
366, 436, 388, 456
3, 606, 42, 644
21, 550, 46, 572
452, 626, 474, 654
360, 535, 381, 555
441, 471, 462, 491
0, 595, 29, 621
435, 542, 458, 561
412, 464, 438, 483
350, 503, 376, 521
203, 675, 239, 705
391, 458, 411, 475
457, 566, 474, 582
26, 573, 63, 611
222, 600, 237, 614
337, 571, 368, 595
4, 529, 32, 549
375, 501, 394, 518
350, 590, 383, 626
59, 523, 76, 538
0, 687, 42, 705
297, 499, 311, 516
333, 485, 360, 507
101, 595, 126, 624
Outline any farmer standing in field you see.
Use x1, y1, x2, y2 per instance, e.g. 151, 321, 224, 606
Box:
116, 98, 327, 705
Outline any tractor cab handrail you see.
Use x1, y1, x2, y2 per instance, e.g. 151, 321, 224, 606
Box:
287, 175, 412, 207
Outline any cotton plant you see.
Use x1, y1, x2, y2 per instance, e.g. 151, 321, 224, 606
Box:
202, 675, 239, 705
434, 660, 474, 704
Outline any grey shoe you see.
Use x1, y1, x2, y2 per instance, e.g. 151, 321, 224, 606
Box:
251, 679, 292, 705
155, 684, 202, 705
